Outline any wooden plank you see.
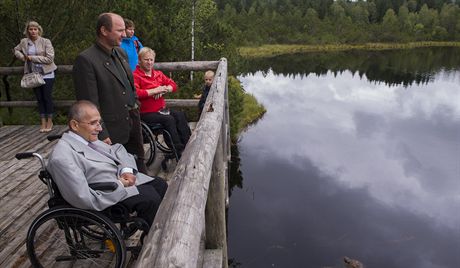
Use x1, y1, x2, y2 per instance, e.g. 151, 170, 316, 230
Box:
0, 127, 44, 159
0, 128, 65, 186
0, 179, 48, 236
0, 61, 218, 76
0, 162, 41, 201
0, 125, 23, 140
0, 101, 75, 108
0, 197, 47, 267
0, 65, 73, 75
0, 99, 198, 108
155, 61, 219, 72
135, 58, 228, 268
0, 147, 44, 196
0, 159, 25, 178
0, 125, 65, 162
0, 126, 31, 154
0, 125, 66, 268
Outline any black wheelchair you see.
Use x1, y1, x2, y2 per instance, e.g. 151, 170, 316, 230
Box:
16, 149, 150, 267
141, 121, 179, 170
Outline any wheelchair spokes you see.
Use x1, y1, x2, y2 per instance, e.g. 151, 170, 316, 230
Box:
27, 208, 125, 268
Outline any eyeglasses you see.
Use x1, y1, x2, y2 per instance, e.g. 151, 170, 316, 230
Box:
76, 120, 103, 127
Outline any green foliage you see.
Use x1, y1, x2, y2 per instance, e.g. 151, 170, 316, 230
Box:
227, 76, 265, 142
3, 0, 458, 139
0, 1, 235, 127
215, 0, 460, 45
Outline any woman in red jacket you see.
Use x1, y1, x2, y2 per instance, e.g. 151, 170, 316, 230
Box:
133, 47, 191, 156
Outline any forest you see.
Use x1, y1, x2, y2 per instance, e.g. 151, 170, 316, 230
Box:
0, 0, 459, 136
1, 0, 459, 68
217, 0, 460, 45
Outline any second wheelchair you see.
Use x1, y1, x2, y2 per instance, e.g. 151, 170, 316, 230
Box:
141, 121, 179, 170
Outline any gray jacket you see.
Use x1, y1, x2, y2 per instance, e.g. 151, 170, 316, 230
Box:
14, 37, 57, 74
47, 132, 154, 211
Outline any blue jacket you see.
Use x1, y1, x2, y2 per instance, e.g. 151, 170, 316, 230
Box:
121, 36, 143, 71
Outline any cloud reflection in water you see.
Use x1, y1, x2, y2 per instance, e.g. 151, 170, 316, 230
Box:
229, 69, 460, 267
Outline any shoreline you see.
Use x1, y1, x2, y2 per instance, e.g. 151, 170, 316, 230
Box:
239, 42, 460, 58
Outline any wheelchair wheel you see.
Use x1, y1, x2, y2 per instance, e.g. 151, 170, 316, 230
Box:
27, 207, 126, 268
141, 121, 156, 166
154, 129, 174, 154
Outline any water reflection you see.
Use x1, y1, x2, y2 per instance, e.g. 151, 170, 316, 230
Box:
229, 66, 460, 267
239, 47, 460, 87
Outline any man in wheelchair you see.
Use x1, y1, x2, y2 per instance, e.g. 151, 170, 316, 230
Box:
47, 100, 168, 227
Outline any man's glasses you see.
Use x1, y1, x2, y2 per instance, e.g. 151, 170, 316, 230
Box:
76, 120, 103, 127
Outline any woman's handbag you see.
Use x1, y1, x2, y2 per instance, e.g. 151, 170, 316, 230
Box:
20, 60, 45, 89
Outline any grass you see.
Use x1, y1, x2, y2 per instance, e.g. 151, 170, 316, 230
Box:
239, 92, 266, 133
227, 76, 266, 142
239, 41, 460, 58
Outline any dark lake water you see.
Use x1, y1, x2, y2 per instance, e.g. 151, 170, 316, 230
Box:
228, 48, 460, 268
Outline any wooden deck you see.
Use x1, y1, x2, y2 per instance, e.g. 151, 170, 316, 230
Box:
0, 58, 229, 268
0, 125, 178, 268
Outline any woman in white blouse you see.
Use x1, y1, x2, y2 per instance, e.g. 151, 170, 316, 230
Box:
14, 21, 57, 132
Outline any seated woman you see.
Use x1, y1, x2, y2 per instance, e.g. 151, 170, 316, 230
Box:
133, 47, 191, 156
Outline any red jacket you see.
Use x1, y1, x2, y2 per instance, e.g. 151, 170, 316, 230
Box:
133, 66, 178, 114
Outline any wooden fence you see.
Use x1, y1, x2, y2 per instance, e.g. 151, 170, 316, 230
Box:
0, 59, 231, 268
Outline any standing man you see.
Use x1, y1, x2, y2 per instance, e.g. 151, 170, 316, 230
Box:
73, 12, 148, 173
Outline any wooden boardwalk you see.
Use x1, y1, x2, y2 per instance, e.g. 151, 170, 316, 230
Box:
0, 58, 229, 268
0, 125, 178, 268
0, 125, 68, 268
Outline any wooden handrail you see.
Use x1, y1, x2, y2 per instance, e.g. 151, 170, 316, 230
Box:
0, 61, 220, 75
135, 58, 229, 268
0, 99, 199, 108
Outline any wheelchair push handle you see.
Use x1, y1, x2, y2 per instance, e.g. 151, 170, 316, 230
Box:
15, 152, 35, 160
15, 152, 47, 171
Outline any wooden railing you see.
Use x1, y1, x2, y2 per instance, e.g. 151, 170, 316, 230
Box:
0, 61, 219, 109
135, 59, 229, 268
0, 59, 230, 268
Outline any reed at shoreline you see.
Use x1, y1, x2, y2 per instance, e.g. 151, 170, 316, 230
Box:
239, 42, 460, 58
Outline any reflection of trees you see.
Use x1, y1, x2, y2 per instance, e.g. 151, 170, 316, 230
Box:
229, 144, 243, 197
239, 47, 460, 87
227, 145, 244, 268
228, 109, 264, 197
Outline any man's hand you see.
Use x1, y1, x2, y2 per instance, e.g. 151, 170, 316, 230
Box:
103, 137, 112, 145
119, 172, 136, 187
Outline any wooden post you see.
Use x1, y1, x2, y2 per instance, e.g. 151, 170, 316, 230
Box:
204, 121, 228, 268
224, 76, 231, 207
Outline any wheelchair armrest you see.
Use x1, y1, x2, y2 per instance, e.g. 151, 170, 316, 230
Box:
89, 182, 118, 191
